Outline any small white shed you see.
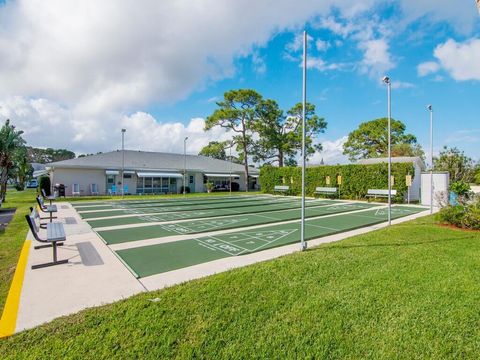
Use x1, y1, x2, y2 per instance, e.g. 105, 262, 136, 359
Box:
421, 171, 450, 207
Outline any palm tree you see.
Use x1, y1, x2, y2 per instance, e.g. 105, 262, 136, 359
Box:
0, 119, 26, 201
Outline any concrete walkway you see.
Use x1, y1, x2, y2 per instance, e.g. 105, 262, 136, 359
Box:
13, 202, 432, 333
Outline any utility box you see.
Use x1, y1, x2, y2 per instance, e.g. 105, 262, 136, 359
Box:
421, 172, 449, 207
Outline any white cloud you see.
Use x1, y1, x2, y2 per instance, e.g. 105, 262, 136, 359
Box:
391, 81, 415, 89
308, 136, 349, 165
433, 38, 480, 81
417, 61, 441, 77
358, 39, 395, 77
315, 39, 330, 52
251, 51, 267, 75
0, 96, 232, 155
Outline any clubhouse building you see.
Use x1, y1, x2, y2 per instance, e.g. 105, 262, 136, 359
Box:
46, 150, 259, 196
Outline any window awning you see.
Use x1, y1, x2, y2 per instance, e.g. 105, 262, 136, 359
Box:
33, 170, 49, 178
249, 174, 259, 178
137, 172, 183, 178
106, 170, 119, 175
123, 170, 135, 174
204, 173, 239, 178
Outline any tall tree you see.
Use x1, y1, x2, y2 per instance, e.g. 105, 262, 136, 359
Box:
253, 100, 327, 167
434, 146, 475, 183
343, 118, 417, 161
390, 143, 425, 159
205, 89, 262, 191
27, 146, 75, 163
199, 141, 228, 160
0, 119, 26, 201
13, 146, 33, 189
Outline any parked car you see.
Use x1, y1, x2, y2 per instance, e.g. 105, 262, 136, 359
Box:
26, 179, 38, 188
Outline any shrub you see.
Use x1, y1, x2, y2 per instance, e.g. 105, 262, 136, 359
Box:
436, 206, 465, 228
449, 181, 471, 196
461, 206, 480, 230
259, 163, 414, 202
475, 169, 480, 185
38, 176, 51, 196
14, 183, 24, 191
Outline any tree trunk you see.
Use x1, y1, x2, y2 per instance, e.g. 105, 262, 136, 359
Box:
0, 167, 9, 202
278, 150, 284, 167
243, 147, 249, 192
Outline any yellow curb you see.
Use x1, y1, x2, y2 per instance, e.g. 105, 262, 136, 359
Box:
0, 240, 31, 338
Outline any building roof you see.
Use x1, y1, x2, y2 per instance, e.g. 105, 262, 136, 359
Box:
357, 156, 425, 169
47, 150, 258, 175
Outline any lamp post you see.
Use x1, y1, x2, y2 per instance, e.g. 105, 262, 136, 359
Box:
184, 137, 188, 196
427, 105, 433, 214
382, 76, 392, 226
121, 128, 126, 198
300, 30, 307, 251
229, 141, 232, 195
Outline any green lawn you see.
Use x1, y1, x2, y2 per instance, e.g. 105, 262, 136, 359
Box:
1, 215, 480, 358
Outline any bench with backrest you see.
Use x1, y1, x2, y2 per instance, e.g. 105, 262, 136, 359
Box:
36, 195, 58, 222
41, 188, 56, 205
273, 185, 290, 195
366, 189, 397, 200
25, 211, 67, 269
315, 187, 338, 197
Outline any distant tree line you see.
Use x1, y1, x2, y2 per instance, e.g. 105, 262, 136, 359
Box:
27, 146, 76, 164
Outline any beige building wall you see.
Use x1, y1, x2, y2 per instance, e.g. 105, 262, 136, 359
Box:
50, 168, 107, 196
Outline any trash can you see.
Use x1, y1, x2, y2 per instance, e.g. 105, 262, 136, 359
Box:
55, 184, 66, 197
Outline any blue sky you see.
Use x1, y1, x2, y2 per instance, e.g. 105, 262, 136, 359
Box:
0, 1, 478, 164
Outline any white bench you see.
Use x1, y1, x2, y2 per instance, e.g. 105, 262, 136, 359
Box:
366, 189, 397, 200
273, 185, 290, 195
315, 187, 338, 197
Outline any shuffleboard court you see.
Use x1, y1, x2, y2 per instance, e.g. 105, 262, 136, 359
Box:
72, 194, 266, 208
97, 202, 377, 245
73, 195, 274, 211
116, 206, 425, 277
86, 199, 339, 228
79, 197, 320, 219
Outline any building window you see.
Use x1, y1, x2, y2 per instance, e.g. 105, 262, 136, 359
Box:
189, 175, 194, 184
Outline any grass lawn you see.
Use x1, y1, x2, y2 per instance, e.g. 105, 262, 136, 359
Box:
0, 189, 259, 315
1, 214, 480, 358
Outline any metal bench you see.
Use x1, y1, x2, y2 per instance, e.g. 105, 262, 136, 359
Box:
36, 195, 57, 222
273, 185, 290, 195
315, 187, 338, 197
41, 188, 56, 206
366, 189, 397, 200
25, 212, 67, 269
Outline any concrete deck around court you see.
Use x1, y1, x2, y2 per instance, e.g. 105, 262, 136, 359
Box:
8, 199, 432, 334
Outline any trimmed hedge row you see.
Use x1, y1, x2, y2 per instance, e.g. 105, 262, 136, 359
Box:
259, 163, 415, 202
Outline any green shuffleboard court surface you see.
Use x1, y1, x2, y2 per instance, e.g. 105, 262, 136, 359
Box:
98, 202, 378, 245
116, 206, 426, 278
79, 197, 303, 219
73, 195, 273, 211
72, 194, 266, 207
87, 199, 339, 228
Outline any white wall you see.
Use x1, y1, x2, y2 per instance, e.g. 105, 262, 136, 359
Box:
51, 168, 107, 196
421, 172, 450, 207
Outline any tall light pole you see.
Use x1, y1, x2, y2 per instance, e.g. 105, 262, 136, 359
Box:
300, 30, 307, 251
121, 128, 126, 198
229, 141, 232, 195
382, 76, 392, 226
183, 136, 188, 196
427, 105, 434, 214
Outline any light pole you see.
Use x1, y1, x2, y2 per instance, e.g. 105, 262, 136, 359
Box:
382, 76, 392, 226
300, 30, 307, 251
427, 105, 433, 214
183, 137, 188, 196
229, 141, 232, 195
121, 128, 126, 198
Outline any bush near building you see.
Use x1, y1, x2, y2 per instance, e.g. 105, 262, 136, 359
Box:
259, 163, 414, 202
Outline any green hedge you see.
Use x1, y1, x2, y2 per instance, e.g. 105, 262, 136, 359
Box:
259, 163, 415, 202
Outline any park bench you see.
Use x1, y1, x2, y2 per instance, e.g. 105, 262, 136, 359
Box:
36, 195, 58, 222
314, 187, 338, 197
273, 185, 290, 195
366, 189, 397, 200
26, 210, 67, 269
41, 188, 56, 206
